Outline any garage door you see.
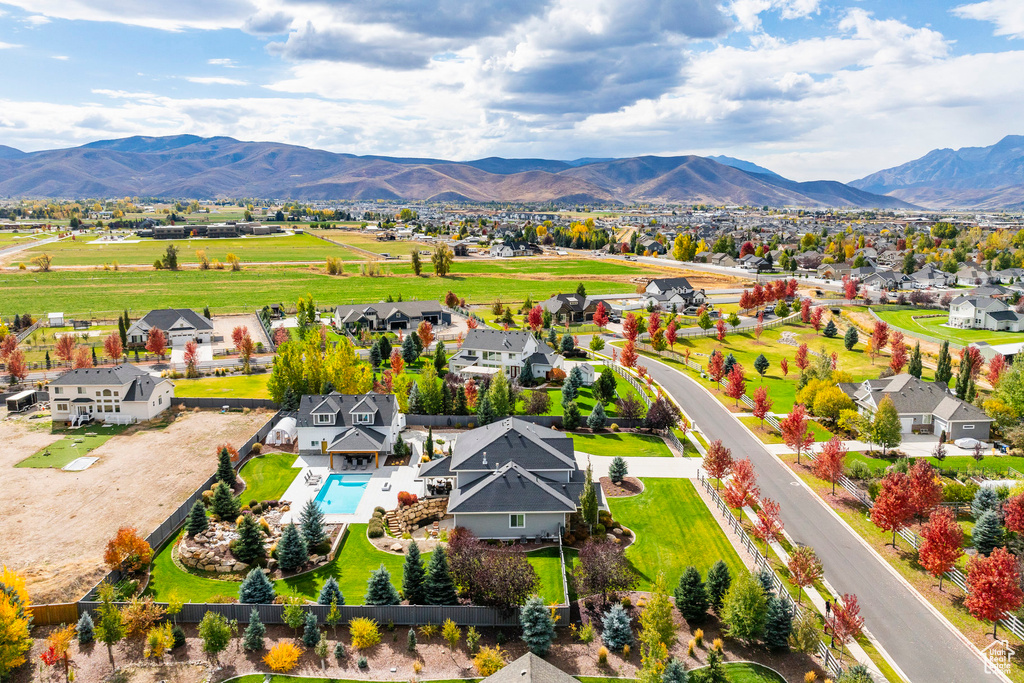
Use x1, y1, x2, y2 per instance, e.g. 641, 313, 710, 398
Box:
899, 417, 914, 434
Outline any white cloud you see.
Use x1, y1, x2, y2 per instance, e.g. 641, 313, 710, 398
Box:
186, 76, 249, 86
0, 0, 256, 31
730, 0, 820, 32
51, 54, 69, 60
24, 14, 50, 25
0, 42, 22, 49
207, 58, 238, 67
953, 0, 1024, 39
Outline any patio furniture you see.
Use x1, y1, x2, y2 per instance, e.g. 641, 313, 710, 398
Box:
341, 460, 348, 471
361, 460, 368, 470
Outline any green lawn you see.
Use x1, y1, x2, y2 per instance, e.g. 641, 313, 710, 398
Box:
0, 263, 651, 317
238, 452, 301, 503
845, 450, 1024, 477
738, 416, 834, 445
875, 307, 1024, 346
15, 423, 131, 468
317, 230, 429, 256
173, 374, 272, 399
147, 523, 566, 604
520, 375, 644, 418
607, 478, 746, 590
571, 432, 672, 457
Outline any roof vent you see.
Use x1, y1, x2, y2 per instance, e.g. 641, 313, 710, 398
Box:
482, 451, 487, 466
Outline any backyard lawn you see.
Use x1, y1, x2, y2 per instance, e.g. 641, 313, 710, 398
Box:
607, 478, 746, 590
236, 667, 785, 683
520, 374, 645, 418
174, 374, 272, 400
875, 307, 1024, 346
15, 423, 132, 468
845, 450, 1024, 477
571, 432, 673, 457
238, 452, 301, 503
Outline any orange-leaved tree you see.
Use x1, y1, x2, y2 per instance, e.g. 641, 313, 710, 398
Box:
103, 527, 153, 574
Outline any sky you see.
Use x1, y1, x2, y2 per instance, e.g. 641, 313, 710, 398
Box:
0, 0, 1023, 182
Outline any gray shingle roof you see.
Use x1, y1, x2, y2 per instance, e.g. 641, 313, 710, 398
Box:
480, 653, 578, 683
460, 328, 538, 353
328, 427, 386, 452
446, 417, 576, 472
296, 393, 397, 428
447, 461, 580, 513
845, 374, 992, 423
334, 300, 442, 324
136, 308, 213, 332
50, 363, 168, 402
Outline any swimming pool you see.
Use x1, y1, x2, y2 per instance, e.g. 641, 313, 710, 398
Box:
313, 474, 372, 514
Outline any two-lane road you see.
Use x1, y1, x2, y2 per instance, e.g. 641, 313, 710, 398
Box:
640, 353, 992, 683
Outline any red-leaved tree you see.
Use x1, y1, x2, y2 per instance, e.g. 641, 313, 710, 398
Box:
795, 343, 809, 371
739, 290, 754, 312
873, 471, 914, 547
779, 403, 814, 464
722, 458, 759, 510
622, 312, 640, 342
1004, 494, 1024, 535
666, 320, 677, 351
889, 330, 907, 374
752, 385, 773, 429
620, 340, 638, 368
103, 332, 123, 363
724, 363, 746, 407
231, 325, 248, 353
810, 307, 824, 333
966, 547, 1024, 638
146, 327, 167, 360
753, 497, 784, 559
829, 594, 865, 660
708, 350, 725, 389
871, 321, 890, 354
6, 348, 27, 384
813, 435, 846, 494
703, 439, 733, 490
593, 302, 609, 331
800, 297, 811, 323
988, 354, 1007, 386
715, 318, 726, 343
907, 459, 942, 521
843, 275, 860, 300
182, 340, 199, 378
72, 345, 92, 369
647, 310, 661, 340
919, 507, 964, 592
527, 305, 543, 331
780, 357, 789, 377
55, 333, 76, 365
787, 545, 822, 604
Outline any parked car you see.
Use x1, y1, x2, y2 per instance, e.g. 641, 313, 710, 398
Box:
954, 437, 984, 449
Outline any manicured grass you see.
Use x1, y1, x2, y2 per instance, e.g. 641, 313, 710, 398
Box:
520, 375, 643, 418
875, 307, 1024, 346
577, 663, 785, 683
607, 478, 746, 590
24, 233, 364, 266
238, 452, 302, 503
738, 416, 834, 444
15, 423, 131, 468
0, 264, 649, 317
228, 678, 475, 683
571, 432, 672, 457
173, 374, 272, 399
845, 450, 1024, 477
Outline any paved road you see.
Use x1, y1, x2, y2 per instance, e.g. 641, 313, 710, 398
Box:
640, 353, 991, 683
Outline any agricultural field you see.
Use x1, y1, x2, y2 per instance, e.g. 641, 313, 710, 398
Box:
18, 232, 364, 266
315, 230, 431, 256
875, 306, 1024, 346
0, 231, 47, 245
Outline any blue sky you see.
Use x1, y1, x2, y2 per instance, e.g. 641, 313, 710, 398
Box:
0, 0, 1022, 181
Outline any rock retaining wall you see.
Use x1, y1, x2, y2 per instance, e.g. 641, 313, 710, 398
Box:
390, 497, 448, 533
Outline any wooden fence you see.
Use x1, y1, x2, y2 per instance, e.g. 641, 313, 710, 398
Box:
28, 603, 79, 627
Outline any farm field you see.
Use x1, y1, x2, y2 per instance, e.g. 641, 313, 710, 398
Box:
0, 263, 653, 317
315, 230, 429, 256
874, 306, 1024, 345
173, 374, 273, 399
19, 232, 364, 266
0, 231, 48, 245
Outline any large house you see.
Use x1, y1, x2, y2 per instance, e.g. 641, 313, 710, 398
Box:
840, 374, 993, 441
49, 363, 175, 425
417, 418, 602, 540
333, 301, 450, 332
541, 294, 608, 324
295, 393, 404, 469
448, 328, 560, 380
947, 297, 1024, 332
490, 240, 535, 258
126, 308, 214, 348
641, 277, 708, 312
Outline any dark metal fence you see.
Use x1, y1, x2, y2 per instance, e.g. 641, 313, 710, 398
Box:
405, 414, 644, 429
173, 397, 279, 410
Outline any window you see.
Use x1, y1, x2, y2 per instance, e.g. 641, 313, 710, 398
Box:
103, 389, 111, 397
314, 413, 334, 425
53, 387, 62, 395
312, 440, 318, 447
158, 397, 162, 405
963, 424, 975, 430
354, 412, 372, 424
510, 514, 526, 529
57, 403, 67, 412
77, 387, 85, 395
114, 391, 119, 396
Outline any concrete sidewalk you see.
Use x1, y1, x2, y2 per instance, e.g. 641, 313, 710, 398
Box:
765, 436, 993, 459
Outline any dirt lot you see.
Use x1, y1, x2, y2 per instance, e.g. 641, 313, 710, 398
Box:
210, 313, 270, 352
0, 408, 272, 604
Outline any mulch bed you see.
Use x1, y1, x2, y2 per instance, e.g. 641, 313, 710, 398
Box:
600, 476, 643, 497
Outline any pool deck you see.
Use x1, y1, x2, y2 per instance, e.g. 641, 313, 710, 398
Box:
279, 454, 420, 525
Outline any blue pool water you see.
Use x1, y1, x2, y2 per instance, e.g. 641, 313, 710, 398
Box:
313, 474, 372, 514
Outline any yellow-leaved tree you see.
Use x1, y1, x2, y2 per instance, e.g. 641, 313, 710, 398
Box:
0, 566, 32, 681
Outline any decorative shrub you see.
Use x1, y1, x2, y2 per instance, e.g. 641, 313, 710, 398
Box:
398, 491, 419, 507
349, 617, 381, 649
474, 645, 507, 676
368, 520, 385, 538
597, 645, 609, 665
374, 506, 387, 516
358, 656, 368, 669
264, 642, 302, 672
251, 442, 262, 455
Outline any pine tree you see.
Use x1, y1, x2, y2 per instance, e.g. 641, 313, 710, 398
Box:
967, 378, 976, 403
76, 611, 95, 645
216, 447, 235, 486
302, 611, 320, 647
433, 342, 447, 375
425, 427, 434, 460
843, 326, 859, 351
476, 391, 495, 425
277, 523, 309, 572
973, 510, 1003, 556
908, 342, 923, 378
580, 464, 598, 526
369, 342, 382, 369
242, 608, 266, 651
763, 596, 793, 651
520, 595, 556, 656
587, 402, 607, 430
823, 320, 838, 338
211, 481, 240, 520
402, 541, 427, 605
407, 627, 418, 652
204, 305, 212, 320
238, 567, 276, 603
601, 603, 633, 651
705, 560, 732, 614
234, 515, 266, 564
520, 358, 535, 386
117, 317, 126, 349
378, 335, 392, 362
674, 566, 709, 622
563, 401, 582, 430
661, 657, 689, 683
955, 355, 973, 399
441, 382, 453, 415
547, 327, 557, 346
408, 383, 423, 414
402, 334, 418, 364
756, 567, 776, 598
455, 386, 468, 415
366, 564, 401, 605
299, 498, 327, 549
186, 499, 209, 536
45, 350, 51, 369
424, 546, 459, 605
936, 340, 953, 385
972, 487, 1000, 520
608, 456, 628, 485
317, 576, 344, 606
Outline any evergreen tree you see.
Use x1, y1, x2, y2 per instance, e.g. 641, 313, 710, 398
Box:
203, 305, 211, 320
281, 386, 299, 411
563, 401, 582, 430
369, 341, 382, 369
561, 376, 579, 406
967, 378, 976, 403
401, 334, 418, 364
608, 456, 628, 485
186, 499, 209, 536
705, 560, 732, 614
580, 464, 598, 526
753, 353, 770, 379
434, 341, 447, 375
955, 354, 973, 399
722, 353, 737, 376
117, 317, 126, 349
407, 627, 418, 652
936, 340, 953, 385
973, 510, 1003, 556
317, 577, 344, 606
277, 523, 309, 572
823, 320, 838, 338
520, 595, 556, 656
425, 427, 434, 460
408, 383, 423, 414
45, 350, 51, 369
424, 546, 459, 605
211, 481, 240, 520
402, 541, 427, 605
299, 498, 327, 549
587, 402, 607, 430
242, 608, 265, 651
972, 487, 1000, 520
547, 327, 557, 346
674, 566, 709, 622
441, 382, 453, 415
302, 611, 320, 647
234, 514, 266, 564
366, 564, 401, 605
763, 596, 792, 651
476, 391, 495, 425
489, 371, 511, 417
378, 335, 392, 362
756, 567, 776, 598
843, 326, 859, 352
412, 330, 423, 356
601, 603, 633, 651
560, 333, 576, 354
238, 568, 276, 603
595, 367, 617, 404
76, 611, 95, 645
908, 342, 923, 378
520, 358, 535, 386
216, 447, 235, 486
455, 386, 468, 415
92, 347, 98, 366
661, 657, 689, 683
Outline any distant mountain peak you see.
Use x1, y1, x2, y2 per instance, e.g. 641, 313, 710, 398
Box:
0, 144, 26, 160
707, 155, 785, 179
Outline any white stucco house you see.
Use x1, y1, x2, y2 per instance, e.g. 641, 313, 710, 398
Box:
126, 308, 214, 348
294, 392, 405, 468
947, 296, 1024, 332
448, 328, 560, 380
49, 363, 175, 425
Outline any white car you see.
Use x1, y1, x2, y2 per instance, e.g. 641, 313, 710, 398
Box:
954, 437, 984, 449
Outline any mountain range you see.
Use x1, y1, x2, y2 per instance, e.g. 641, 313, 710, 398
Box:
0, 135, 913, 209
851, 135, 1024, 210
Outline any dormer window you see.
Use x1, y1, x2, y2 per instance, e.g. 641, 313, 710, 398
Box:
314, 413, 335, 425
354, 412, 372, 424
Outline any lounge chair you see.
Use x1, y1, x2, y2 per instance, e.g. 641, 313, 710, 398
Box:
361, 460, 368, 471
340, 460, 348, 471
